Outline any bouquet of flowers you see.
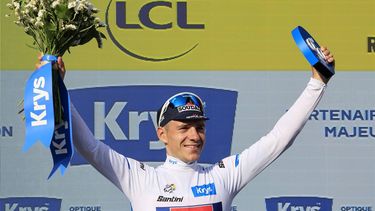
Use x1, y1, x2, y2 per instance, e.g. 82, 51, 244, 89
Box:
7, 0, 106, 55
7, 0, 106, 178
7, 0, 106, 124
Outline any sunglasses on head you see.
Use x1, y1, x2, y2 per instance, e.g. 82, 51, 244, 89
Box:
158, 92, 205, 127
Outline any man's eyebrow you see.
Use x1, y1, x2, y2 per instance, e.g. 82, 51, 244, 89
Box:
176, 123, 189, 128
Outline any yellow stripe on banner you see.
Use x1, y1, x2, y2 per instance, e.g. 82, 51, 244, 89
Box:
1, 0, 374, 71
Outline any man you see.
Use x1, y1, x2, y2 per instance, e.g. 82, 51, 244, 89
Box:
54, 47, 334, 210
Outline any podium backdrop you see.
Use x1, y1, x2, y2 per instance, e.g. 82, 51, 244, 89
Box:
1, 1, 374, 210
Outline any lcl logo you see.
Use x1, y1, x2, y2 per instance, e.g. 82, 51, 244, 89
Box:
105, 0, 205, 61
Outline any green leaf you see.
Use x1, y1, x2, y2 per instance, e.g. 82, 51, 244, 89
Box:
99, 32, 107, 40
65, 9, 74, 20
46, 21, 56, 32
77, 28, 96, 46
95, 32, 103, 48
55, 4, 69, 20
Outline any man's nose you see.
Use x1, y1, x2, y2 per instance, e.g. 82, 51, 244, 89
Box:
187, 127, 200, 141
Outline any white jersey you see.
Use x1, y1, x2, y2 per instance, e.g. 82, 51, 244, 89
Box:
71, 78, 326, 211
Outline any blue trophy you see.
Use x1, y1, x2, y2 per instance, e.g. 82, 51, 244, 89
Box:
292, 26, 335, 78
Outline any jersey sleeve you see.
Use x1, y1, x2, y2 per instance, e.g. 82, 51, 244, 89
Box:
212, 78, 326, 196
71, 104, 152, 200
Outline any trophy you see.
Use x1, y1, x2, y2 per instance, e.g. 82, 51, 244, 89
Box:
292, 26, 335, 78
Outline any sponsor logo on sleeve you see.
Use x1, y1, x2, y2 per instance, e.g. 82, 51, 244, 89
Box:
234, 154, 239, 167
140, 162, 145, 171
218, 160, 225, 168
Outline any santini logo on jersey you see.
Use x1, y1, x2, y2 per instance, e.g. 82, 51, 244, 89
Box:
157, 196, 183, 203
191, 183, 217, 197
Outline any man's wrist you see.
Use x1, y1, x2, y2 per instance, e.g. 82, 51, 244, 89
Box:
312, 67, 329, 84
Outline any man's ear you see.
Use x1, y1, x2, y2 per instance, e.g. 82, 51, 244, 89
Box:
157, 127, 168, 145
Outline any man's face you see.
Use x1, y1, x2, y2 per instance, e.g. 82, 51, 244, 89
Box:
158, 120, 206, 163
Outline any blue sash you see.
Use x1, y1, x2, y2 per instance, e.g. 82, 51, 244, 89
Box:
23, 55, 74, 179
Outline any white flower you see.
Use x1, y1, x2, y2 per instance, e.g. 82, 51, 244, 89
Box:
76, 3, 87, 12
6, 3, 14, 10
51, 1, 60, 8
94, 17, 100, 23
68, 2, 76, 9
91, 7, 99, 13
14, 20, 23, 26
64, 24, 77, 30
95, 18, 106, 27
40, 0, 48, 8
36, 11, 43, 25
25, 0, 38, 11
13, 2, 21, 14
24, 26, 31, 33
35, 20, 44, 28
86, 3, 97, 13
14, 9, 21, 19
38, 10, 45, 18
13, 2, 20, 10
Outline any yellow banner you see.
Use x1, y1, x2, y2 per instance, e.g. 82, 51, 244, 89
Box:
1, 0, 374, 70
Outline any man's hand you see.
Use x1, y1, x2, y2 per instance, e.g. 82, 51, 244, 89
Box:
312, 46, 335, 84
36, 54, 66, 80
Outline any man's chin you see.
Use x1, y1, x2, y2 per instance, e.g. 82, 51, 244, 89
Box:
185, 153, 201, 163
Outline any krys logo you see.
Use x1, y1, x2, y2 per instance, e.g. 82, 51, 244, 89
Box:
106, 0, 205, 61
0, 197, 62, 211
265, 197, 333, 211
70, 86, 237, 165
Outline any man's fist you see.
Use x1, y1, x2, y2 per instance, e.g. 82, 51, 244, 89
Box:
36, 54, 66, 80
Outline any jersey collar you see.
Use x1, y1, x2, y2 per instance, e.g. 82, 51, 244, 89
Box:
164, 155, 198, 170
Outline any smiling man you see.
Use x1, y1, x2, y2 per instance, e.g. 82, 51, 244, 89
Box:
65, 47, 335, 211
157, 92, 208, 164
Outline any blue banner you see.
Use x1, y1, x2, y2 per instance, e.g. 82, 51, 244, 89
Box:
23, 56, 55, 150
23, 54, 74, 178
48, 73, 74, 178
